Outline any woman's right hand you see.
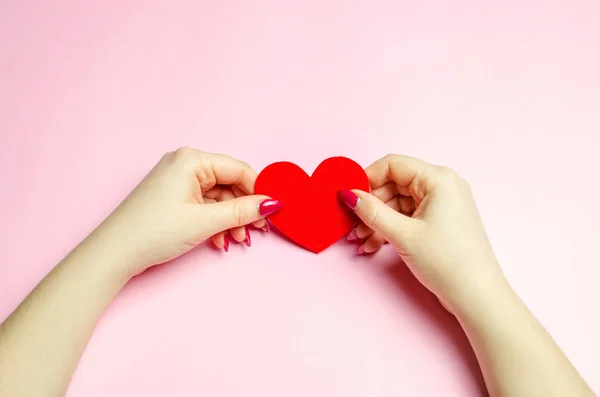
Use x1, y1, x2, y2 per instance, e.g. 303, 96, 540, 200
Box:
338, 154, 508, 311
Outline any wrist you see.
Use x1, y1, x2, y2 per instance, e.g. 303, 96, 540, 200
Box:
442, 264, 514, 320
70, 227, 136, 285
448, 280, 518, 331
86, 214, 161, 278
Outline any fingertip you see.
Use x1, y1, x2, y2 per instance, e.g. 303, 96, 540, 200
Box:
354, 222, 375, 240
361, 233, 386, 254
224, 233, 230, 252
338, 189, 360, 210
347, 228, 359, 241
212, 232, 225, 249
351, 189, 370, 198
230, 226, 247, 243
258, 198, 283, 217
252, 218, 267, 229
244, 228, 251, 247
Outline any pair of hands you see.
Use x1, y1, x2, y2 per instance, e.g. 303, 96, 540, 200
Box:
94, 147, 504, 310
3, 149, 588, 397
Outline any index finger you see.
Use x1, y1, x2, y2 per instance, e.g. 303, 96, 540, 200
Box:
365, 154, 436, 195
194, 151, 258, 195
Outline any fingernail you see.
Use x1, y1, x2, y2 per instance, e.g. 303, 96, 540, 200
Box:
261, 221, 270, 233
259, 199, 283, 216
356, 245, 365, 255
223, 234, 230, 252
244, 228, 252, 247
338, 190, 359, 210
347, 228, 359, 241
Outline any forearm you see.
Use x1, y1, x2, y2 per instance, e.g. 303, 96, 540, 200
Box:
0, 233, 130, 397
452, 277, 595, 397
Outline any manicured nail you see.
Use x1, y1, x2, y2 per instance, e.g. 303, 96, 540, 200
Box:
223, 234, 230, 252
261, 221, 270, 233
338, 190, 359, 210
244, 228, 252, 247
259, 199, 283, 216
356, 245, 365, 255
347, 228, 359, 241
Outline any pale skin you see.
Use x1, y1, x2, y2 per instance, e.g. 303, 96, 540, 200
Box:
0, 149, 594, 397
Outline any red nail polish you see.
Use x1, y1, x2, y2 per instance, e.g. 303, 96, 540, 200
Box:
338, 190, 359, 210
244, 228, 251, 247
356, 245, 365, 255
224, 234, 230, 252
259, 199, 283, 216
347, 228, 359, 241
262, 221, 270, 233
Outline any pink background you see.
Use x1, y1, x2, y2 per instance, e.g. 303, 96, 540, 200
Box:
1, 1, 599, 395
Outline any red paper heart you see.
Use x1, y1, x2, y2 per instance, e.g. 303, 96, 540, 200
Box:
255, 157, 369, 253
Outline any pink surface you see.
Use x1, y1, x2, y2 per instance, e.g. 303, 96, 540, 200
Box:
1, 1, 599, 395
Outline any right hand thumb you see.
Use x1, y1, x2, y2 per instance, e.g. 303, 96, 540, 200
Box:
338, 189, 418, 248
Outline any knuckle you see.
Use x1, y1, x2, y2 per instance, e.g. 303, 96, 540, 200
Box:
160, 151, 174, 162
196, 165, 216, 187
384, 153, 399, 162
173, 147, 204, 173
232, 203, 250, 226
241, 160, 251, 169
366, 207, 381, 229
438, 166, 457, 177
173, 147, 197, 161
436, 167, 460, 185
459, 175, 472, 190
435, 166, 471, 192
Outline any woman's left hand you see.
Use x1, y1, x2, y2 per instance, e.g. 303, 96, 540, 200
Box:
88, 147, 282, 278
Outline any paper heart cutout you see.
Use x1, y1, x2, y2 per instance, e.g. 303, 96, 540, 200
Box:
255, 157, 369, 253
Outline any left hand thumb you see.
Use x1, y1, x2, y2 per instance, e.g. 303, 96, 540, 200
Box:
198, 195, 282, 236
